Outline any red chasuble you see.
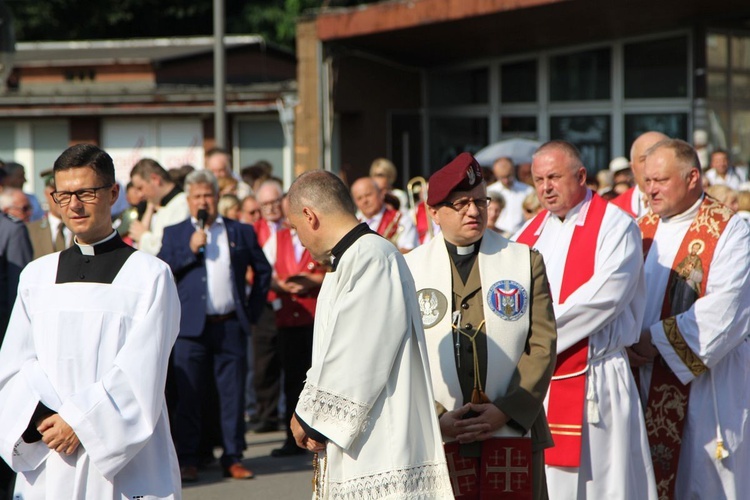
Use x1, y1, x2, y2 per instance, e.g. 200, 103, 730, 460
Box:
516, 193, 608, 467
638, 196, 732, 499
253, 218, 273, 248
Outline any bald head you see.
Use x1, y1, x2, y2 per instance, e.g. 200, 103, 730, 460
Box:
630, 131, 669, 191
288, 170, 356, 217
351, 177, 384, 218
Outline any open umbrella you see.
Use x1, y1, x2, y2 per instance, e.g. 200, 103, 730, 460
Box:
473, 138, 542, 167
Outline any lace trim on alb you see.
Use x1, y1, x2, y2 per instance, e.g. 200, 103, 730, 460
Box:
328, 462, 453, 499
299, 383, 370, 437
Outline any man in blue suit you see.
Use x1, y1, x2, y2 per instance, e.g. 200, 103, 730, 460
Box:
158, 170, 271, 482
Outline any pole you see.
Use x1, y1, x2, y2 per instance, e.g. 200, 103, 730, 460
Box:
213, 0, 226, 149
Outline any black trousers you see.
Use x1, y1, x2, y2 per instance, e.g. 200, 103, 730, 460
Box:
278, 324, 314, 443
252, 305, 281, 425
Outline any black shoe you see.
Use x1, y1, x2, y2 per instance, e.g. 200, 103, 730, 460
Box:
271, 443, 306, 457
253, 421, 280, 433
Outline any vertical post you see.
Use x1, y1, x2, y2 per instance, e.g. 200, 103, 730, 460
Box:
213, 0, 226, 149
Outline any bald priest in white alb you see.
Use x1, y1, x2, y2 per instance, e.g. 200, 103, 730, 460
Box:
514, 140, 656, 500
629, 138, 750, 500
287, 170, 452, 499
0, 144, 181, 499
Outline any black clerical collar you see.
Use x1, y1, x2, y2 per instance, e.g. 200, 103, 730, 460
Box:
444, 239, 481, 257
73, 231, 124, 256
58, 232, 135, 284
159, 185, 182, 207
330, 222, 376, 271
445, 238, 481, 284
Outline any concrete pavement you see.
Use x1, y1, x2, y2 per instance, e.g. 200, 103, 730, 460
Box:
182, 428, 313, 499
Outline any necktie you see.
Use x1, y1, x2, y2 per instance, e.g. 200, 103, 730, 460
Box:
55, 223, 66, 251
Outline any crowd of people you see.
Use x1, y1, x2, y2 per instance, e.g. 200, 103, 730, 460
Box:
0, 130, 748, 499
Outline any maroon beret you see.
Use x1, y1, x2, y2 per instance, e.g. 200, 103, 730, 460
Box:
427, 152, 484, 206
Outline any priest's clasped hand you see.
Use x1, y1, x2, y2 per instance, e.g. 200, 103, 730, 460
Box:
440, 403, 509, 444
291, 414, 325, 452
628, 329, 659, 367
38, 414, 80, 455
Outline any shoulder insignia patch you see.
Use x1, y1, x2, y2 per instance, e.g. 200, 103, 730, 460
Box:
487, 280, 528, 321
416, 288, 448, 328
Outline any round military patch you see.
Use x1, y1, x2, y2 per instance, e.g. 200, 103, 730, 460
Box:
487, 280, 528, 321
416, 288, 448, 328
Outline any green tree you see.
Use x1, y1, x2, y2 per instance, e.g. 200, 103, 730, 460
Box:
7, 0, 379, 49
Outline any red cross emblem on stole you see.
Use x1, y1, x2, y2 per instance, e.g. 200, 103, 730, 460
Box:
444, 443, 479, 498
481, 438, 532, 500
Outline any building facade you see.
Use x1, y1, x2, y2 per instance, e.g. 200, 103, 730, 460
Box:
296, 0, 750, 184
0, 35, 297, 200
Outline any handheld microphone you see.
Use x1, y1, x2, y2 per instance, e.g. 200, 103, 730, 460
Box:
197, 209, 208, 253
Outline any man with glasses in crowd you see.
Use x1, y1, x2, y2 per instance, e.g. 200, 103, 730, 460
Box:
251, 180, 286, 433
405, 152, 557, 499
0, 188, 33, 223
0, 144, 181, 499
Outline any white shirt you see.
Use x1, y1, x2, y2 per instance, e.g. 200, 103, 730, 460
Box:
488, 179, 534, 234
47, 213, 72, 248
359, 206, 418, 251
705, 167, 744, 190
193, 216, 236, 315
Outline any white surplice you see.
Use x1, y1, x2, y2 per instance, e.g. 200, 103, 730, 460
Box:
0, 251, 181, 500
513, 191, 657, 500
295, 233, 452, 499
639, 196, 750, 500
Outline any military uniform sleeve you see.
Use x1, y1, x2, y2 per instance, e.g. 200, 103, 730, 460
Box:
494, 249, 557, 432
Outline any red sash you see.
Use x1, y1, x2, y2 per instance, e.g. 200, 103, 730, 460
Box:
638, 196, 732, 499
376, 208, 401, 241
444, 438, 532, 500
516, 192, 609, 467
273, 229, 323, 328
253, 218, 273, 248
610, 186, 636, 217
415, 203, 430, 243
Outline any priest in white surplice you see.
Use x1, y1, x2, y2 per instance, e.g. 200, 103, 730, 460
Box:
286, 170, 452, 499
514, 140, 656, 500
628, 138, 750, 500
0, 144, 181, 500
405, 153, 557, 500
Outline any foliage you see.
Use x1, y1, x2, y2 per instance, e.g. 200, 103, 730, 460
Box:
6, 0, 381, 49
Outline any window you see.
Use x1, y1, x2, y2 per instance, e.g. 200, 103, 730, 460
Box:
500, 116, 537, 137
428, 68, 489, 106
624, 114, 688, 147
550, 115, 610, 173
429, 117, 488, 167
549, 48, 611, 101
501, 60, 537, 103
624, 36, 688, 98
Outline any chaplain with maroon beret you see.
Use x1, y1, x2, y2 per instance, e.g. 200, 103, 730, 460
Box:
404, 151, 557, 500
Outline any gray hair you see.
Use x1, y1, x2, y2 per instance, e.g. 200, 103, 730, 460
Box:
184, 169, 219, 196
0, 187, 23, 210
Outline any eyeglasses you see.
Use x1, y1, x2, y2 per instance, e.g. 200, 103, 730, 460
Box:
246, 209, 261, 216
12, 205, 32, 213
436, 197, 491, 213
260, 198, 282, 210
52, 184, 113, 207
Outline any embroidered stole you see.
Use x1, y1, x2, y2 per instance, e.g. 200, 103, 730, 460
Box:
254, 218, 272, 247
516, 193, 608, 467
444, 438, 533, 500
638, 196, 732, 499
377, 208, 401, 241
407, 231, 533, 499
